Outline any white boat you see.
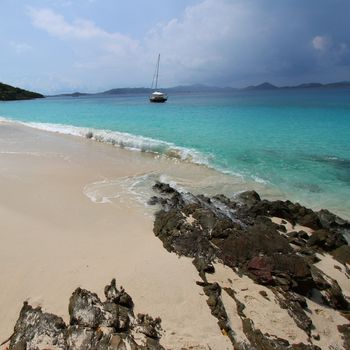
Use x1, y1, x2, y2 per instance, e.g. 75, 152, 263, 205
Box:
150, 54, 167, 103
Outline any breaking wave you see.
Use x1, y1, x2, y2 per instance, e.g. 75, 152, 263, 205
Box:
0, 116, 269, 189
0, 117, 210, 166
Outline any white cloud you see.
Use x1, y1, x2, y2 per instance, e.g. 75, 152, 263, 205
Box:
10, 42, 32, 54
28, 7, 129, 42
27, 6, 140, 83
312, 35, 331, 51
143, 0, 270, 85
27, 6, 139, 57
23, 0, 350, 92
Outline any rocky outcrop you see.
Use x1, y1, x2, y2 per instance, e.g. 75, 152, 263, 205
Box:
4, 183, 349, 350
149, 182, 350, 349
6, 279, 164, 350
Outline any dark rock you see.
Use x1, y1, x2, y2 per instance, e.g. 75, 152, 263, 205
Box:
192, 256, 215, 275
236, 190, 261, 207
8, 281, 165, 350
136, 314, 162, 339
297, 213, 321, 230
322, 278, 349, 310
153, 181, 176, 194
69, 287, 105, 328
259, 290, 270, 300
332, 245, 350, 264
337, 324, 350, 350
317, 209, 350, 229
201, 283, 236, 344
9, 302, 67, 350
311, 266, 349, 310
275, 292, 312, 335
242, 317, 320, 350
150, 183, 350, 349
247, 256, 273, 284
104, 279, 133, 309
307, 229, 347, 251
148, 196, 159, 205
66, 325, 96, 349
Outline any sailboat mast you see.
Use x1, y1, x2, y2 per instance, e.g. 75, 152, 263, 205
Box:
155, 54, 160, 90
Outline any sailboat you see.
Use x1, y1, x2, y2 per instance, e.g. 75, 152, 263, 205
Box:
149, 54, 168, 103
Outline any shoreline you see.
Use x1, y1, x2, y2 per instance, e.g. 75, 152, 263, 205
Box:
1, 121, 349, 349
1, 117, 348, 220
0, 122, 232, 348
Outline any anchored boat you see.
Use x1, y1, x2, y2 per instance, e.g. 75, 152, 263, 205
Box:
150, 54, 167, 103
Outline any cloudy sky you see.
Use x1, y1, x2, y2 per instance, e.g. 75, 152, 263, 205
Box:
1, 0, 349, 93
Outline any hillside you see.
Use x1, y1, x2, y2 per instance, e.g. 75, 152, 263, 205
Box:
0, 82, 44, 101
244, 81, 350, 91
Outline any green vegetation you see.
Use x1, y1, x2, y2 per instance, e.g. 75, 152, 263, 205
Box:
0, 82, 44, 101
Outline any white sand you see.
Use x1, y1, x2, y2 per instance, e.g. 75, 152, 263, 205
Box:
207, 263, 310, 345
1, 122, 349, 350
315, 253, 350, 298
0, 122, 231, 349
207, 262, 349, 349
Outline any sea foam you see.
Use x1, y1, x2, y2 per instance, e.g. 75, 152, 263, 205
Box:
5, 118, 211, 166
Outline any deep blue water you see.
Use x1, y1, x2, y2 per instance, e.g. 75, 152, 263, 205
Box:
1, 89, 350, 216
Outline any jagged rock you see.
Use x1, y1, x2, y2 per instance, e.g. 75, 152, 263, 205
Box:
322, 278, 349, 310
136, 314, 162, 339
275, 292, 312, 335
8, 280, 165, 350
242, 318, 320, 350
150, 183, 350, 349
202, 283, 235, 343
307, 229, 347, 251
317, 209, 350, 229
66, 326, 97, 349
69, 288, 106, 328
192, 256, 215, 275
104, 278, 134, 309
310, 266, 349, 310
9, 302, 67, 350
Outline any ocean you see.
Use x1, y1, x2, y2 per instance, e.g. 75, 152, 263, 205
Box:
1, 88, 349, 217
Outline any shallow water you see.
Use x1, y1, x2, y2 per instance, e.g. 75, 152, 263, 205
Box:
1, 88, 349, 217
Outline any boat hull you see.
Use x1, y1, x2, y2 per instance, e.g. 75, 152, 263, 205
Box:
149, 96, 167, 103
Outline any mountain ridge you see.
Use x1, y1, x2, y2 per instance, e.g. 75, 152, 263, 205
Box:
50, 81, 350, 97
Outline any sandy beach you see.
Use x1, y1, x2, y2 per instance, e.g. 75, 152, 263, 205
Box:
0, 122, 233, 348
1, 121, 349, 350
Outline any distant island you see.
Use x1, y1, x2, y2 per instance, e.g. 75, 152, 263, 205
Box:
244, 81, 350, 91
0, 82, 44, 101
50, 81, 350, 97
1, 80, 349, 100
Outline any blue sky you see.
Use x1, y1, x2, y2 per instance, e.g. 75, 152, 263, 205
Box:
1, 0, 350, 93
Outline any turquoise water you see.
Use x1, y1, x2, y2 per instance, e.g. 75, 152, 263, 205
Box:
1, 89, 350, 215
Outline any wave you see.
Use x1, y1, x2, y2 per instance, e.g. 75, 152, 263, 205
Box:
0, 116, 210, 166
0, 116, 269, 189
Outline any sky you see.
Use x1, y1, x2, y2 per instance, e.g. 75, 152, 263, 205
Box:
1, 0, 350, 94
